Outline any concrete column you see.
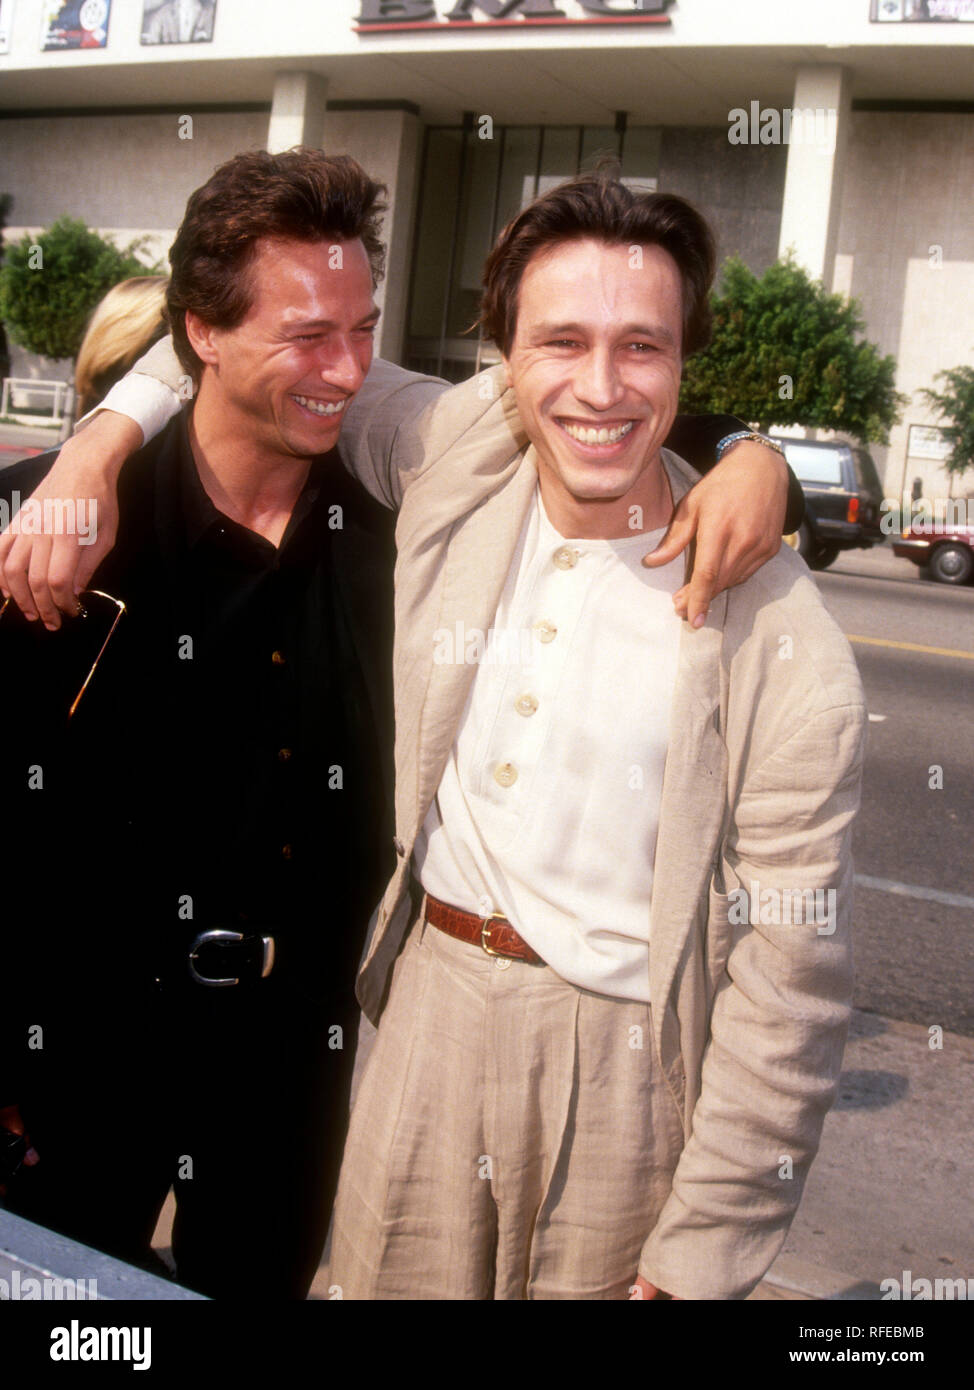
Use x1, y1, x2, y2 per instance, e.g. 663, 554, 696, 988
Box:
321, 107, 423, 364
776, 65, 852, 285
267, 72, 329, 153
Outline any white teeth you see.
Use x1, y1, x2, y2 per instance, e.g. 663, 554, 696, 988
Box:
562, 420, 634, 445
293, 394, 347, 417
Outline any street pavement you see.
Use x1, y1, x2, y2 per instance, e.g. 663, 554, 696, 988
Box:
818, 550, 974, 1040
763, 544, 974, 1299
0, 420, 59, 465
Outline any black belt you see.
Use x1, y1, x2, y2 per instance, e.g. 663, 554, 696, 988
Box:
185, 929, 276, 988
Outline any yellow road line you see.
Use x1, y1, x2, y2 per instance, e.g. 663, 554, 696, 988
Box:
847, 634, 974, 661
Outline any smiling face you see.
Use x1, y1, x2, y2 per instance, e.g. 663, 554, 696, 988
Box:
185, 235, 379, 466
502, 237, 684, 539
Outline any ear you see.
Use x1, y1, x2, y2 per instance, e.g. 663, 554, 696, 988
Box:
184, 310, 221, 369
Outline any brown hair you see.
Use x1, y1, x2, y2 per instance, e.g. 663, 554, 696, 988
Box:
75, 275, 168, 416
480, 172, 716, 358
167, 148, 387, 380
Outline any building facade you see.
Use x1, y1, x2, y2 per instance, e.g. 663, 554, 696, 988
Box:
1, 0, 973, 497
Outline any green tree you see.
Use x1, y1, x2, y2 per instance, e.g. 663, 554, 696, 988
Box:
0, 216, 154, 363
922, 362, 974, 482
680, 254, 906, 445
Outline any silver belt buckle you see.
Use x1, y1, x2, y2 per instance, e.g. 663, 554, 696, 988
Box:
188, 929, 275, 987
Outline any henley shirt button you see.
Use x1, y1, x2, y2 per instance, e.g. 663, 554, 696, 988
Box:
271, 650, 286, 666
534, 619, 557, 643
278, 748, 292, 761
493, 762, 518, 788
515, 693, 539, 717
393, 837, 405, 856
552, 545, 579, 571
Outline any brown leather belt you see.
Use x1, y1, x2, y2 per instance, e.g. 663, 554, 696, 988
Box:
424, 895, 544, 965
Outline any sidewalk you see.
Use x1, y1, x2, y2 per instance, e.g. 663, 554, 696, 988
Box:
760, 1006, 974, 1300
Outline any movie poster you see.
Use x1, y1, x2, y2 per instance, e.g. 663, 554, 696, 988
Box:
41, 0, 111, 50
141, 0, 216, 45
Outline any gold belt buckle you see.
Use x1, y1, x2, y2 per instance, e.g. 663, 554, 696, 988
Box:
480, 912, 508, 958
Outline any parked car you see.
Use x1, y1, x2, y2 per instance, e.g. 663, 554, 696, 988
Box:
770, 436, 885, 571
893, 515, 974, 586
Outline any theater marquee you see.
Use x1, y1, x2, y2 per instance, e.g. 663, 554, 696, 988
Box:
354, 0, 674, 33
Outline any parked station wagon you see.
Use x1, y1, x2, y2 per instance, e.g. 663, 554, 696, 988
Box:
772, 436, 885, 571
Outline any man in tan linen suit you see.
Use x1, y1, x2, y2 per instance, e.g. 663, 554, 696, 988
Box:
328, 176, 866, 1300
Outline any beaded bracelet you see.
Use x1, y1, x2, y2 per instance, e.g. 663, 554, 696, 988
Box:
716, 430, 787, 462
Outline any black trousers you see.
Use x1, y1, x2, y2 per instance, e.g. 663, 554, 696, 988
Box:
7, 972, 358, 1300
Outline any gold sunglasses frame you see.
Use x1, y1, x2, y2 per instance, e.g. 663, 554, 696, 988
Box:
0, 589, 127, 719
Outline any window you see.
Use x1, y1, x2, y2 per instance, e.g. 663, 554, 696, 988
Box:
782, 443, 845, 486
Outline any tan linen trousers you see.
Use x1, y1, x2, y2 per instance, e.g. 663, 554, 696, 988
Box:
329, 905, 685, 1299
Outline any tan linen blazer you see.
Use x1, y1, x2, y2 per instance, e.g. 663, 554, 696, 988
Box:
132, 346, 867, 1299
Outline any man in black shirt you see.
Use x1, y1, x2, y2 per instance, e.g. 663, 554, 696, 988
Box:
0, 150, 397, 1299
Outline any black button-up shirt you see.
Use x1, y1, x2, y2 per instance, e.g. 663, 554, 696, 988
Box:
2, 409, 395, 1086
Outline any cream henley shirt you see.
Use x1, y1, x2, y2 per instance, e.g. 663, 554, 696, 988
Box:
416, 483, 683, 1003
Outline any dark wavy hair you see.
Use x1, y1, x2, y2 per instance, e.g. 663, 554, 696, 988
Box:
480, 171, 716, 358
167, 148, 387, 381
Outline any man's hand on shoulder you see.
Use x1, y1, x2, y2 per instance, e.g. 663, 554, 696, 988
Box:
643, 439, 789, 629
0, 410, 142, 630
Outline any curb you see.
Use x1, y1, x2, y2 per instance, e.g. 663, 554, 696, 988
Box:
757, 1253, 883, 1302
1, 1208, 205, 1301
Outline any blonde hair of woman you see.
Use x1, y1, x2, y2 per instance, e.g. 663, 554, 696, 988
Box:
74, 276, 169, 417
